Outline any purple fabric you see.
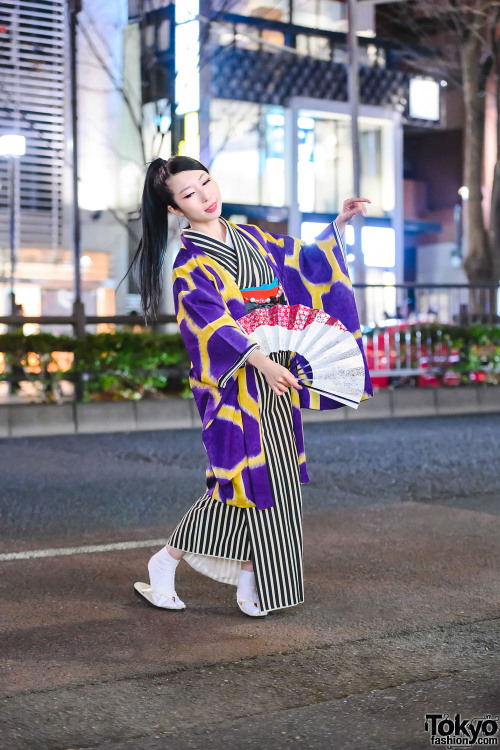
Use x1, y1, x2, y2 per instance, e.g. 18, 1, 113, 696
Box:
172, 222, 373, 510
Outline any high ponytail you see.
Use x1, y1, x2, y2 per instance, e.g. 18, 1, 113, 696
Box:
117, 155, 209, 325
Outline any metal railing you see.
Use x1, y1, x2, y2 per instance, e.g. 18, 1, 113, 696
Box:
355, 283, 499, 383
0, 284, 498, 333
355, 283, 500, 327
362, 327, 460, 382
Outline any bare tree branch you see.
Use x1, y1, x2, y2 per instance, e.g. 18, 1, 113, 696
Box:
78, 19, 146, 164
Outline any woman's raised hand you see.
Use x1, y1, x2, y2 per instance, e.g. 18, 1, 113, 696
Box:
334, 197, 371, 235
339, 197, 371, 222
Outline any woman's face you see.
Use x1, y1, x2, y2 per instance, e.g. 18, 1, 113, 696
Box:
167, 169, 222, 225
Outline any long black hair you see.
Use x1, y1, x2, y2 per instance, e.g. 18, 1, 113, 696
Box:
117, 155, 209, 324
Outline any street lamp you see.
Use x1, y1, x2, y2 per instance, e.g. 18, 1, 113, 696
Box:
0, 133, 26, 320
68, 0, 85, 339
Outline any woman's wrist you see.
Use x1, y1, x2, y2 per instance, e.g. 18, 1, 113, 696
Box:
334, 216, 347, 236
247, 348, 269, 372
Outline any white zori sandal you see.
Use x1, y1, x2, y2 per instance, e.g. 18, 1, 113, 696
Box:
133, 548, 186, 610
237, 594, 269, 617
134, 581, 186, 610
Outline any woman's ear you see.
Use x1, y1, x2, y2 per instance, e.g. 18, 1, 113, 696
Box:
168, 205, 185, 218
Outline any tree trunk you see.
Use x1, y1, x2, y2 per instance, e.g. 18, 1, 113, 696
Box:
488, 12, 500, 315
488, 160, 500, 319
461, 35, 492, 285
490, 161, 500, 277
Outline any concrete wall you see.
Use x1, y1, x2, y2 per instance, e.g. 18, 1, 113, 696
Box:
0, 387, 499, 439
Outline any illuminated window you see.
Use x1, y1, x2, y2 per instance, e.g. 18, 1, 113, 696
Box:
301, 221, 325, 243
362, 226, 395, 267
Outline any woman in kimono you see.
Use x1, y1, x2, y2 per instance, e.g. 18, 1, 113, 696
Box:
127, 155, 371, 617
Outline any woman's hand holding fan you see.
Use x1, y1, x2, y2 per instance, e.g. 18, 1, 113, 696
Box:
238, 303, 366, 408
259, 358, 303, 397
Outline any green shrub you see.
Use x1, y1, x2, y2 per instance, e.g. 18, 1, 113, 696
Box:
2, 323, 500, 401
0, 330, 191, 401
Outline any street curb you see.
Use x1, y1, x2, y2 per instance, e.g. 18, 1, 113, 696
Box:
0, 386, 499, 438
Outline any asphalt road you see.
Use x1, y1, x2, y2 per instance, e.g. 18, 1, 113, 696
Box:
1, 414, 499, 750
1, 414, 499, 543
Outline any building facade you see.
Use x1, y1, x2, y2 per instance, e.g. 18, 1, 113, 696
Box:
0, 0, 468, 333
0, 0, 135, 334
131, 0, 452, 324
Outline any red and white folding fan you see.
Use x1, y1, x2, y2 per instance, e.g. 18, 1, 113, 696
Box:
237, 303, 365, 408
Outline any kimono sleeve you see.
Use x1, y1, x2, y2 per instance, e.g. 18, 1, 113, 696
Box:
262, 221, 349, 278
172, 261, 259, 389
318, 221, 348, 266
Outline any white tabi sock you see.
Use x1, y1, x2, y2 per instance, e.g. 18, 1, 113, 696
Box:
148, 547, 184, 606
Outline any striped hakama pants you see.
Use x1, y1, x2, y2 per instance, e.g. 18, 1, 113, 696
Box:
166, 350, 304, 613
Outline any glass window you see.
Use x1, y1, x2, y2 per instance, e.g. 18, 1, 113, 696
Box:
300, 114, 353, 215
210, 100, 261, 205
211, 1, 289, 21
291, 0, 345, 32
296, 34, 332, 61
298, 110, 395, 217
210, 100, 285, 207
362, 227, 396, 267
263, 109, 285, 206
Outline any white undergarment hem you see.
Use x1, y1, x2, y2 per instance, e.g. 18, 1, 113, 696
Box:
182, 551, 246, 586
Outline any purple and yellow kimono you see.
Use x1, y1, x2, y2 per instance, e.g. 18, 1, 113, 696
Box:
172, 221, 373, 513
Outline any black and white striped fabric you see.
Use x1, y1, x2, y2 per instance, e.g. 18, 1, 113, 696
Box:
247, 352, 304, 611
183, 216, 281, 291
167, 218, 304, 613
